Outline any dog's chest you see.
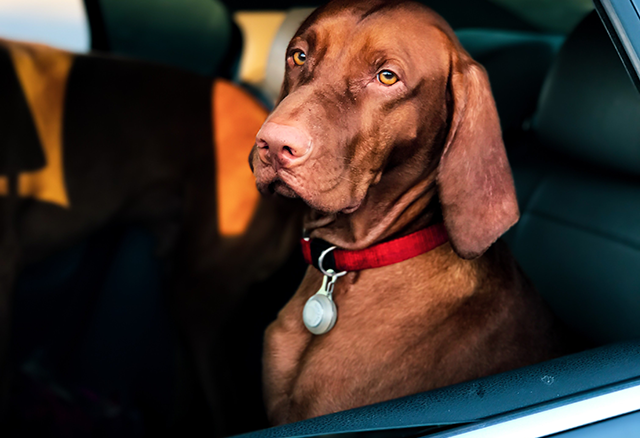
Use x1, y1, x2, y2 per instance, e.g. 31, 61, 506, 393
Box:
263, 264, 472, 421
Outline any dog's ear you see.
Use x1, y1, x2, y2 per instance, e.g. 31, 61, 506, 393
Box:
436, 49, 519, 259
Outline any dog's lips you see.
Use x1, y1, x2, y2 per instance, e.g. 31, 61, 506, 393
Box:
341, 202, 362, 214
255, 158, 366, 214
262, 172, 330, 211
271, 179, 299, 198
254, 166, 304, 201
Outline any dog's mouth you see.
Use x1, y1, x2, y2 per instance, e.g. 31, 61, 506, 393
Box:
263, 177, 363, 215
341, 202, 362, 214
254, 153, 368, 214
268, 179, 299, 199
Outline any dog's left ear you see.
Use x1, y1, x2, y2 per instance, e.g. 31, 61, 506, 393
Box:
437, 49, 519, 259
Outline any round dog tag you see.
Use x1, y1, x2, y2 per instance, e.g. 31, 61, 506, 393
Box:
303, 294, 337, 335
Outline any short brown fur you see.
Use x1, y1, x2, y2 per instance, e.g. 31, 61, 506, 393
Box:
251, 0, 576, 425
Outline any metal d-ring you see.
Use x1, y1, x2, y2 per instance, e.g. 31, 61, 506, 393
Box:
318, 246, 347, 278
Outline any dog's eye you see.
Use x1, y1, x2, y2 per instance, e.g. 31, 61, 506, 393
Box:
378, 70, 398, 86
292, 50, 307, 66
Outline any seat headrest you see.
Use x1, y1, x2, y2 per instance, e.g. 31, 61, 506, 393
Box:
94, 0, 231, 76
533, 12, 640, 175
262, 8, 315, 104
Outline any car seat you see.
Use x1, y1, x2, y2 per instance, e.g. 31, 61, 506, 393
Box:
83, 0, 236, 77
503, 12, 640, 345
7, 5, 237, 434
224, 0, 534, 31
456, 29, 563, 132
10, 227, 175, 437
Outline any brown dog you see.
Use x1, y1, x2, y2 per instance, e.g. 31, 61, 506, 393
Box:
250, 0, 575, 425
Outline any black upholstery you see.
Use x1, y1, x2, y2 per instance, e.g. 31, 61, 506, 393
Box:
84, 0, 233, 77
457, 29, 563, 132
11, 227, 176, 434
534, 13, 640, 175
503, 12, 640, 344
222, 0, 535, 31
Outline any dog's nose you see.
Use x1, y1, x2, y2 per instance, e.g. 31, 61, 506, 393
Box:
255, 122, 311, 168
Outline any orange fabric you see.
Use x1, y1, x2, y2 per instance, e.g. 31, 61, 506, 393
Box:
213, 79, 266, 236
1, 40, 73, 207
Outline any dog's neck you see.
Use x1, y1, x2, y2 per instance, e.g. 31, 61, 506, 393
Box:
304, 164, 441, 251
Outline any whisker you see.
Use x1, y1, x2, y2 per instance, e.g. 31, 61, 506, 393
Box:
338, 174, 356, 184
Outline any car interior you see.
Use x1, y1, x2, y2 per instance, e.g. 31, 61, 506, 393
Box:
3, 0, 640, 436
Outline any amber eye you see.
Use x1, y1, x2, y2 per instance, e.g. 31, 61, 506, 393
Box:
378, 70, 398, 85
293, 50, 306, 66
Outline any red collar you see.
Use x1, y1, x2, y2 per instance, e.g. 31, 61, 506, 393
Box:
301, 223, 449, 272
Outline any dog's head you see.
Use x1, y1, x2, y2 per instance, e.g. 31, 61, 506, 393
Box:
250, 0, 518, 259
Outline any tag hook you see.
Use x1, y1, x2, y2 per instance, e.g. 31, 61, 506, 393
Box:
318, 246, 347, 278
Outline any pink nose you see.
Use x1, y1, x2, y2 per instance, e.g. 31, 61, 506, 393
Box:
255, 122, 311, 168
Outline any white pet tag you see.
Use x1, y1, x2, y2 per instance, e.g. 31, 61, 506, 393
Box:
303, 274, 338, 335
